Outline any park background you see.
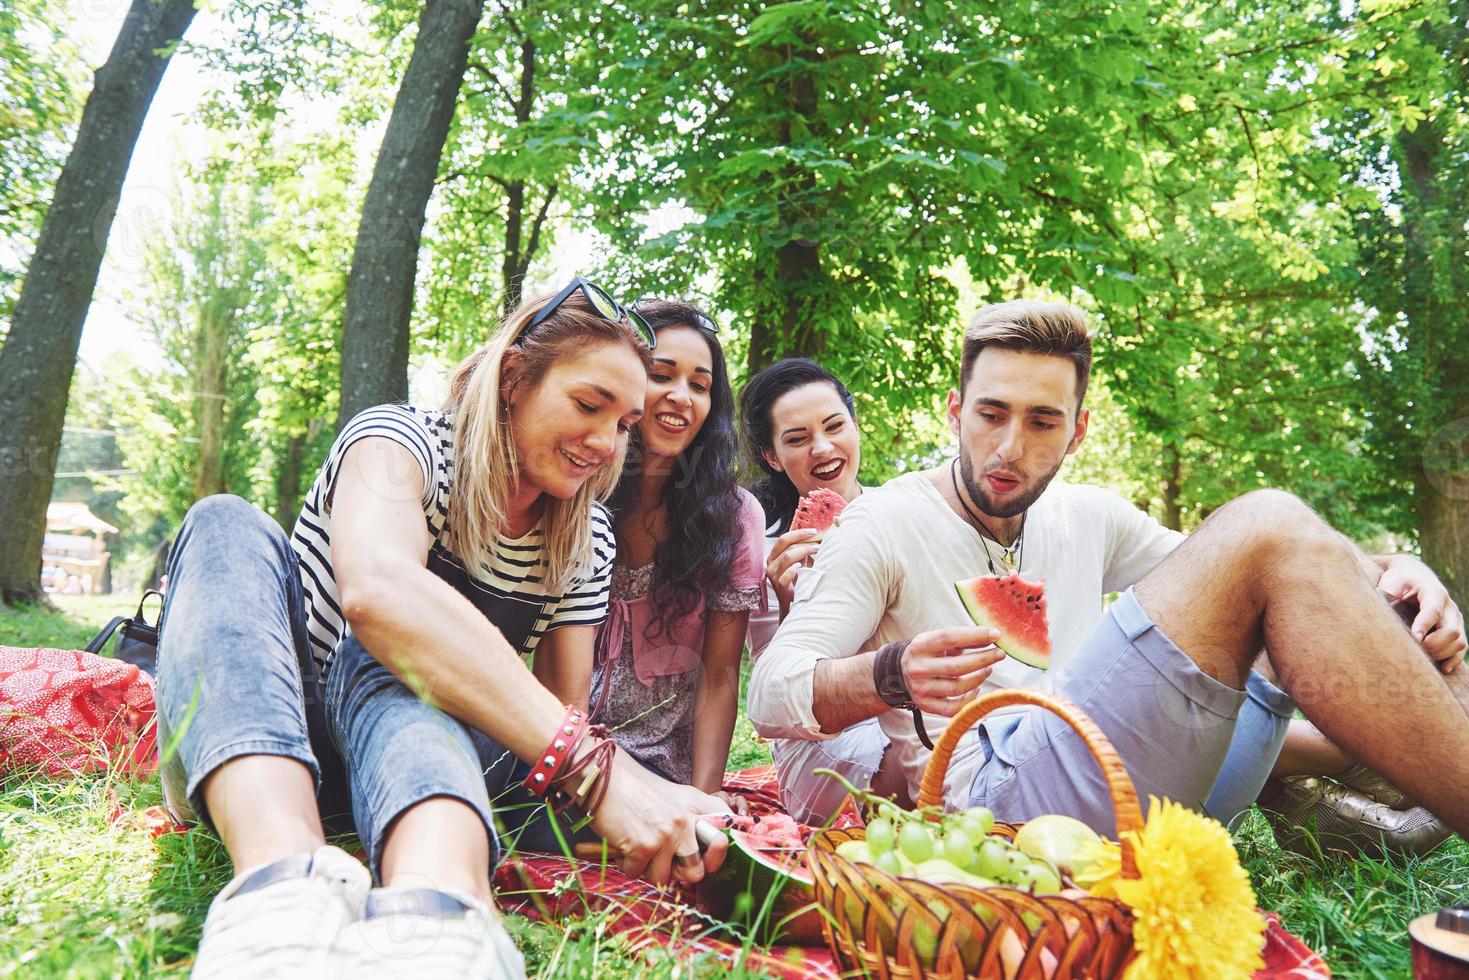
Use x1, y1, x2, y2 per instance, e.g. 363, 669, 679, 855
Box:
0, 0, 1466, 976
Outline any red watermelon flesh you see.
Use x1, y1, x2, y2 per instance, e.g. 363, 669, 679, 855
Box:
954, 573, 1052, 669
791, 487, 847, 536
707, 813, 824, 942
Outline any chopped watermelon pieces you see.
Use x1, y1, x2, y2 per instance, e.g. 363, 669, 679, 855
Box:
954, 572, 1052, 669
791, 487, 848, 536
725, 813, 814, 881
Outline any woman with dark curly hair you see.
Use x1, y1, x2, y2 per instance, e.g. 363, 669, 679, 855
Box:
590, 300, 766, 799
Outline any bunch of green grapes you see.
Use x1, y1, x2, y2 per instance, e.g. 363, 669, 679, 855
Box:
834, 802, 1062, 895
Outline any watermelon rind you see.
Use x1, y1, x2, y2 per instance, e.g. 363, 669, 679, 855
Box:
954, 577, 1051, 670
704, 828, 825, 943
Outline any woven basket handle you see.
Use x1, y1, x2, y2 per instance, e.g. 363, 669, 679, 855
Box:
914, 688, 1143, 880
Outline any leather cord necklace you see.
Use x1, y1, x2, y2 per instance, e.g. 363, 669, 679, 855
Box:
950, 458, 1026, 574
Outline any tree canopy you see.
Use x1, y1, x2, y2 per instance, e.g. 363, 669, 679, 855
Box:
3, 0, 1465, 603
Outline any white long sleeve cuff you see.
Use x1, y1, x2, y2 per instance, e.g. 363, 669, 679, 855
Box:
747, 645, 836, 741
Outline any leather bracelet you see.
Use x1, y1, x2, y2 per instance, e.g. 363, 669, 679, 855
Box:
873, 639, 913, 708
549, 725, 616, 819
872, 639, 933, 750
523, 705, 588, 798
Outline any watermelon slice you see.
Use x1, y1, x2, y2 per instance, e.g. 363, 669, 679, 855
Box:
704, 813, 824, 942
954, 573, 1052, 669
791, 487, 847, 538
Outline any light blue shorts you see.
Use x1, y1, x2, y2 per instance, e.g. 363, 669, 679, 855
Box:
969, 588, 1294, 836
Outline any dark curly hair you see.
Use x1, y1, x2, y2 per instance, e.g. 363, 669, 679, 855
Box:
739, 357, 857, 534
608, 300, 743, 634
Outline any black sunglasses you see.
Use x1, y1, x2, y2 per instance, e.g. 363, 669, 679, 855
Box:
629, 298, 719, 335
522, 277, 655, 349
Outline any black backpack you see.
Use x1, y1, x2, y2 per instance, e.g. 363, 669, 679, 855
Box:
85, 591, 163, 676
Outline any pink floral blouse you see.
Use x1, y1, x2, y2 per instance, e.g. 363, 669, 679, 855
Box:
589, 488, 767, 782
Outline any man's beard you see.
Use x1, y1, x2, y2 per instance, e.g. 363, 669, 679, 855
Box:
958, 448, 1065, 520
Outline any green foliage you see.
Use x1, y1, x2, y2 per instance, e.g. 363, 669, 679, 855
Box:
103, 168, 272, 530
0, 0, 82, 332
95, 134, 353, 541
564, 0, 1450, 538
1348, 6, 1469, 535
417, 2, 615, 358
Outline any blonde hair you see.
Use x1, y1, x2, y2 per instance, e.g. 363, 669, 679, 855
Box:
961, 300, 1094, 406
445, 291, 652, 591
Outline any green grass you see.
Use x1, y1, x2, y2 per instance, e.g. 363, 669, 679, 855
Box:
0, 594, 136, 650
1236, 810, 1468, 978
3, 597, 1464, 978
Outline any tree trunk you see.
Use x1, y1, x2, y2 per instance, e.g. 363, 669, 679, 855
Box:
274, 431, 308, 531
1160, 444, 1183, 531
1394, 10, 1469, 606
338, 0, 485, 429
1417, 472, 1468, 609
496, 28, 557, 319
0, 0, 196, 605
747, 42, 823, 379
193, 302, 231, 501
502, 179, 526, 315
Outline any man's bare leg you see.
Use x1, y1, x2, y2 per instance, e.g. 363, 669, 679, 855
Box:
1133, 489, 1469, 835
1271, 720, 1353, 779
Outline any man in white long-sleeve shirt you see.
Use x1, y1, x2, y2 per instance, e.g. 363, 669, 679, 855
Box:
748, 301, 1468, 841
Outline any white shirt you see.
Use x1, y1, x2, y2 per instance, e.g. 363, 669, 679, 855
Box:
747, 470, 1182, 804
746, 520, 786, 659
746, 485, 870, 658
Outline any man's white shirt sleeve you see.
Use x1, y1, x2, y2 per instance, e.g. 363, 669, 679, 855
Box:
1100, 487, 1186, 593
747, 499, 893, 741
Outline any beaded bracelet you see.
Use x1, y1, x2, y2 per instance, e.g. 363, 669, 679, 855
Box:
522, 705, 588, 798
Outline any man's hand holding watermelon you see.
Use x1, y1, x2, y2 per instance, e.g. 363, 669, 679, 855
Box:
897, 626, 1007, 717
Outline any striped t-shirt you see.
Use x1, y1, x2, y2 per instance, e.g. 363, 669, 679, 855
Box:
290, 404, 615, 675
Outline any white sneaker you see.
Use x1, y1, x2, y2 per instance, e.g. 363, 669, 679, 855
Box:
191, 845, 371, 979
334, 886, 528, 979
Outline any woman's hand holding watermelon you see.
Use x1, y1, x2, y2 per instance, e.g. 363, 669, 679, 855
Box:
766, 527, 822, 615
899, 626, 1006, 716
712, 789, 751, 815
589, 749, 731, 885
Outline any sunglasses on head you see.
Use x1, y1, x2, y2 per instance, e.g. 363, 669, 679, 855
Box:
629, 299, 720, 336
521, 277, 655, 349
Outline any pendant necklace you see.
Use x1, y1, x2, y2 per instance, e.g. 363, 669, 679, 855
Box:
950, 458, 1025, 575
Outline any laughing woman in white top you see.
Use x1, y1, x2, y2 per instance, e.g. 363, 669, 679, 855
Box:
740, 358, 898, 822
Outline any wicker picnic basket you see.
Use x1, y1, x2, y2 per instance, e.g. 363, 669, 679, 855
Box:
807, 689, 1142, 979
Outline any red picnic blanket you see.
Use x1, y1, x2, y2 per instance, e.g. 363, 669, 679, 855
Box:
10, 649, 1323, 977
0, 646, 157, 777
491, 765, 1330, 979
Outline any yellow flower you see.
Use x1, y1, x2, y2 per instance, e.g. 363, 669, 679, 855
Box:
1072, 837, 1123, 897
1112, 797, 1265, 980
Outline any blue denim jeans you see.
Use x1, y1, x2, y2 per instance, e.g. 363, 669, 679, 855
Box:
155, 495, 562, 878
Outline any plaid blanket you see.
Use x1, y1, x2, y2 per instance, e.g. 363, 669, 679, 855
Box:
69, 687, 1325, 980
491, 765, 1330, 978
